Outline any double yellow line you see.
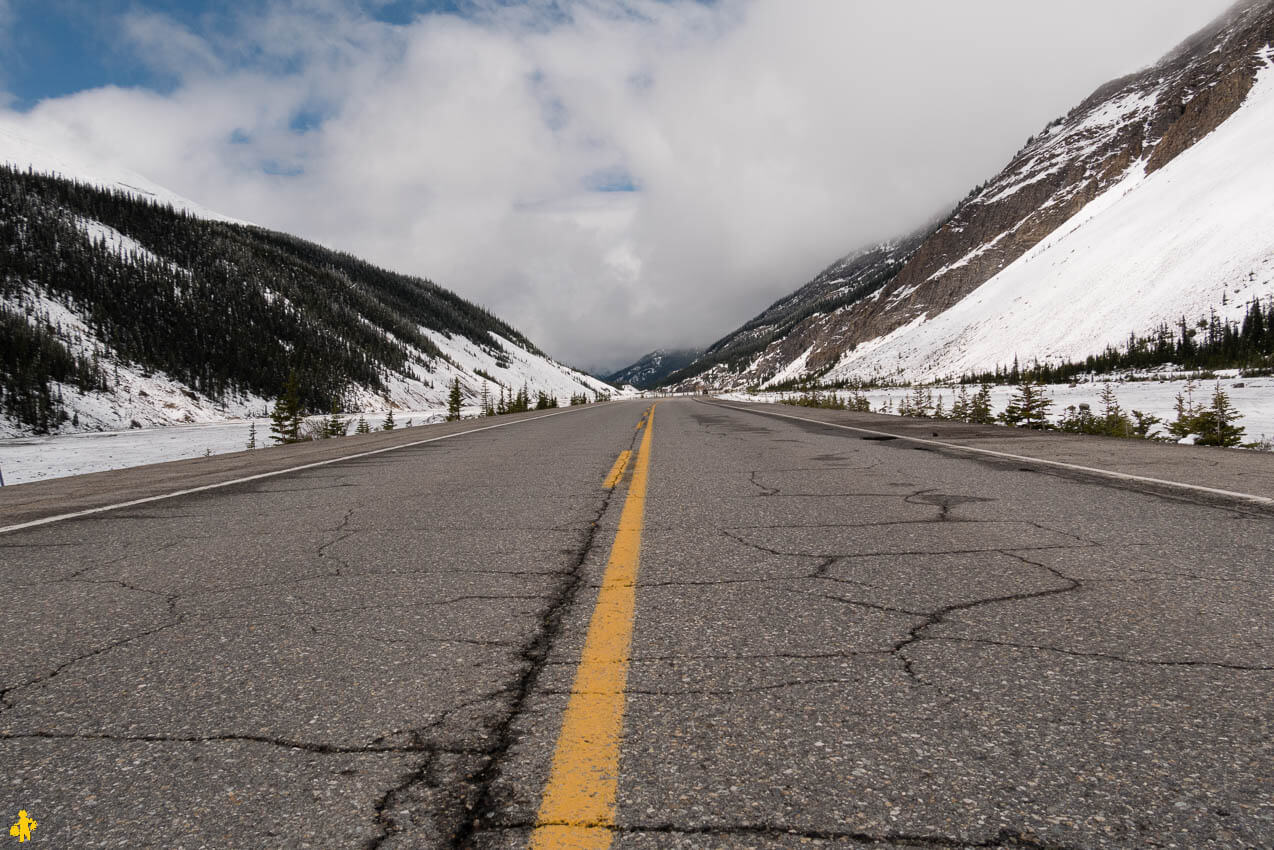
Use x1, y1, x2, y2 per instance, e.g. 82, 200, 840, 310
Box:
529, 405, 656, 849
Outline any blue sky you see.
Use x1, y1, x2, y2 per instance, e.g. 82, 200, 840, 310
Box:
2, 0, 468, 108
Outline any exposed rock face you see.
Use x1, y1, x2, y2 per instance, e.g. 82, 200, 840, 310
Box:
665, 231, 929, 388
675, 0, 1274, 390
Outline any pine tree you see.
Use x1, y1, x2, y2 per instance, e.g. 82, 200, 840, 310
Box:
269, 371, 303, 445
382, 408, 396, 431
1167, 380, 1204, 440
324, 402, 347, 438
246, 420, 257, 450
1001, 383, 1053, 429
285, 372, 304, 442
269, 399, 290, 445
909, 385, 931, 418
447, 377, 463, 422
480, 381, 491, 417
970, 384, 995, 424
355, 415, 370, 435
1058, 403, 1098, 434
1098, 383, 1132, 438
951, 386, 971, 422
1131, 410, 1163, 440
1194, 382, 1245, 447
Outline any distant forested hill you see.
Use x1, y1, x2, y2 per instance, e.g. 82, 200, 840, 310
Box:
0, 165, 609, 433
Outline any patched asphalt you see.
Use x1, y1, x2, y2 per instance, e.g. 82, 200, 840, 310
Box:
3, 398, 1273, 848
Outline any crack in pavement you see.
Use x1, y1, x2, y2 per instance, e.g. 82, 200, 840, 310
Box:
0, 611, 182, 718
930, 636, 1274, 673
720, 529, 1097, 561
0, 730, 481, 756
749, 470, 781, 496
889, 551, 1083, 687
363, 429, 648, 849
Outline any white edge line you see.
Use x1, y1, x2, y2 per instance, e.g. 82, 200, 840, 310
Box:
0, 406, 604, 536
711, 401, 1274, 508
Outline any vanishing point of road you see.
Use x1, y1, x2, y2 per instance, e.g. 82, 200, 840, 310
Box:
2, 398, 1272, 849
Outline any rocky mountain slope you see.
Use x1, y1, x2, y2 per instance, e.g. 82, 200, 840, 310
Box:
604, 348, 702, 390
0, 151, 613, 435
673, 0, 1274, 389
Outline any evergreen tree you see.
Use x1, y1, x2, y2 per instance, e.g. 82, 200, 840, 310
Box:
246, 420, 257, 450
1097, 383, 1133, 437
479, 381, 492, 417
324, 402, 347, 438
382, 408, 396, 431
269, 371, 303, 444
1058, 403, 1099, 434
1131, 410, 1163, 440
951, 386, 971, 422
909, 385, 932, 418
1167, 380, 1205, 440
355, 415, 370, 435
970, 384, 995, 424
1194, 382, 1245, 447
1001, 383, 1053, 429
447, 377, 463, 422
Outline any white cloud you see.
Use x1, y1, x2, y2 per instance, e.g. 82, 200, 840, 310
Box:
0, 0, 1237, 371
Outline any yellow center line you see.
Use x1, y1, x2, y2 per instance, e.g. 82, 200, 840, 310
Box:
529, 404, 657, 850
602, 451, 632, 490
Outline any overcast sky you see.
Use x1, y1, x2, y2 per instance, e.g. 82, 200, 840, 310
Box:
0, 0, 1237, 372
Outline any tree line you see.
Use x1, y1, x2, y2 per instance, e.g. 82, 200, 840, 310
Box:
963, 300, 1274, 386
783, 379, 1252, 448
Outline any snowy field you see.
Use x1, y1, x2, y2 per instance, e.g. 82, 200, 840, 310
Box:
0, 408, 474, 486
722, 374, 1274, 447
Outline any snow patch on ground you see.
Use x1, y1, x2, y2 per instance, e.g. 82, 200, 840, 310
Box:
721, 375, 1274, 447
0, 408, 478, 485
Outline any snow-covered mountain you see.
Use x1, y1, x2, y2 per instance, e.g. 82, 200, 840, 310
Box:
673, 0, 1274, 389
604, 348, 703, 390
0, 131, 616, 436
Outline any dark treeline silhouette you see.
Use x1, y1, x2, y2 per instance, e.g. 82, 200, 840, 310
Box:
963, 302, 1274, 386
0, 165, 535, 431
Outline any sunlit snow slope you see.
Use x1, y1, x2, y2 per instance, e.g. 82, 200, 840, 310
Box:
827, 50, 1274, 383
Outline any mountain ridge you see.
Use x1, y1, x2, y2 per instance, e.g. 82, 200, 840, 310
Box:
669, 0, 1274, 390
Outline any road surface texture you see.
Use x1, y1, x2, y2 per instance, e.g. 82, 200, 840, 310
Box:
1, 398, 1272, 849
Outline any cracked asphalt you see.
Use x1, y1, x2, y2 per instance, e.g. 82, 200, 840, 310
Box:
3, 398, 1274, 849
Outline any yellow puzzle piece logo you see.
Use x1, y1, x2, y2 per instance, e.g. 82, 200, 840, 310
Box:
8, 810, 37, 842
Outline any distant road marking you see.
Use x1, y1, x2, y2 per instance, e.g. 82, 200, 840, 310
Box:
710, 401, 1274, 508
0, 406, 613, 536
603, 451, 632, 489
530, 404, 656, 849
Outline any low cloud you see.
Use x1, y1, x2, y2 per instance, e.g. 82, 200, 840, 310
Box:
0, 0, 1235, 371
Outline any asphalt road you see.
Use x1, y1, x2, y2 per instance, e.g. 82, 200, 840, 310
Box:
2, 398, 1272, 849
